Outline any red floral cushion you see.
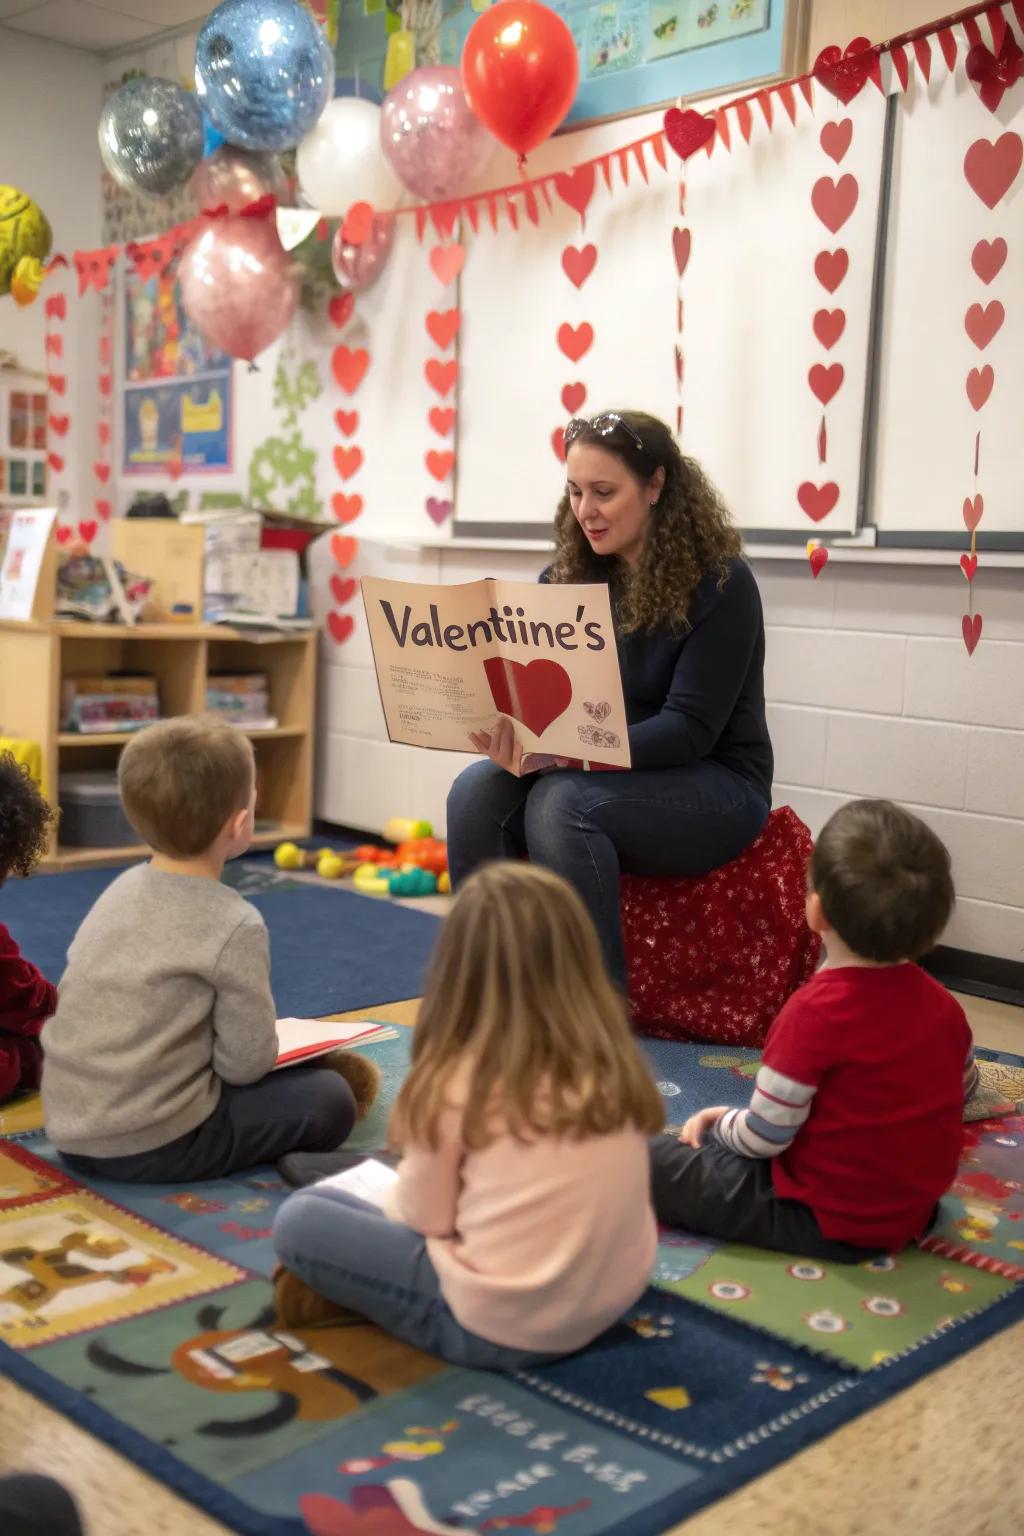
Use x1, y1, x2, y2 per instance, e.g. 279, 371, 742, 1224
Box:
621, 805, 821, 1046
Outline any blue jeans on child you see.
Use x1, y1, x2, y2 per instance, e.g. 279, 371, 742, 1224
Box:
61, 1067, 355, 1184
272, 1183, 562, 1371
446, 759, 770, 987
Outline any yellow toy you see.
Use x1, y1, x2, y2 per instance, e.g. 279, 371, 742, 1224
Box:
437, 870, 451, 895
383, 817, 433, 845
316, 850, 348, 880
353, 861, 391, 895
0, 186, 52, 307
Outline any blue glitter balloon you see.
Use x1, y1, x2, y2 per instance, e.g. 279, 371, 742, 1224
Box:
195, 0, 335, 153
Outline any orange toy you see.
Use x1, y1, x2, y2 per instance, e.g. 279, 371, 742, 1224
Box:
395, 838, 448, 875
353, 844, 399, 867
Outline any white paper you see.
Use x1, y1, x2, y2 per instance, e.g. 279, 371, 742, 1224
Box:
0, 506, 57, 620
318, 1158, 398, 1209
274, 1016, 381, 1069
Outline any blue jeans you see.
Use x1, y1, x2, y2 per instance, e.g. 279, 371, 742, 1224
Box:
272, 1184, 562, 1371
446, 759, 770, 988
61, 1067, 355, 1183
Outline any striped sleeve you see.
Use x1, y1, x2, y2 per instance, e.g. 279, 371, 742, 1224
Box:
963, 1053, 980, 1101
712, 1063, 818, 1159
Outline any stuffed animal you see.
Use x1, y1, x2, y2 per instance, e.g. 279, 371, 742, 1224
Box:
0, 186, 52, 307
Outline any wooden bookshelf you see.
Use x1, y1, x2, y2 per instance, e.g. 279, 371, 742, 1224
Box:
0, 619, 316, 873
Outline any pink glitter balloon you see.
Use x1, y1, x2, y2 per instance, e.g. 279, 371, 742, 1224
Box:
179, 214, 298, 363
190, 145, 286, 215
331, 212, 395, 293
380, 65, 496, 202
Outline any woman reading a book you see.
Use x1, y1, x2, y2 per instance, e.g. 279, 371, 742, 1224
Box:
446, 410, 773, 991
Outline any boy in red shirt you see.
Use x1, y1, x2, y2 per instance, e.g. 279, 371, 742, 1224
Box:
0, 752, 58, 1104
651, 799, 974, 1259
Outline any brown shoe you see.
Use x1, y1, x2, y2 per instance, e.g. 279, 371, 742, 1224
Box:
322, 1049, 382, 1121
273, 1265, 362, 1329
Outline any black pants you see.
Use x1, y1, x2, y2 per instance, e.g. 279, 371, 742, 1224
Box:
649, 1133, 883, 1263
0, 1475, 83, 1536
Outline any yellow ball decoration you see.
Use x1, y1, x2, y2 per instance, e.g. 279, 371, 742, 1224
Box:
0, 186, 52, 305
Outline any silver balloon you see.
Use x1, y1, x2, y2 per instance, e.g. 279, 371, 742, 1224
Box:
190, 145, 286, 214
99, 78, 204, 199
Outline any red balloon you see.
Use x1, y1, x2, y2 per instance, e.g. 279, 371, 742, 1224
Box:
461, 0, 579, 160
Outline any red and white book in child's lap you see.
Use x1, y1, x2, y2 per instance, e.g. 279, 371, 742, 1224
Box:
273, 1017, 384, 1070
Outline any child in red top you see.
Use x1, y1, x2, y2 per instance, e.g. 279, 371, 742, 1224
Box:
0, 752, 57, 1104
651, 799, 974, 1259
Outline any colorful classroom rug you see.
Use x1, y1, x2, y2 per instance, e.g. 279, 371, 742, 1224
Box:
1, 1036, 1022, 1535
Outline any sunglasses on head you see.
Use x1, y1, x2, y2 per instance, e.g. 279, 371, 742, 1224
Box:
564, 412, 649, 459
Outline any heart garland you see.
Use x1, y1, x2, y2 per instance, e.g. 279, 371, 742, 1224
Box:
327, 291, 368, 644
44, 269, 73, 542
555, 192, 599, 462
89, 288, 116, 540
673, 160, 689, 442
424, 240, 463, 524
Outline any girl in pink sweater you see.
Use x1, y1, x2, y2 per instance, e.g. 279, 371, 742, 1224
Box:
273, 862, 663, 1368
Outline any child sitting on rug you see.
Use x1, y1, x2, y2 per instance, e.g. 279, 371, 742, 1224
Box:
272, 862, 665, 1369
651, 798, 975, 1261
43, 716, 377, 1181
0, 752, 58, 1105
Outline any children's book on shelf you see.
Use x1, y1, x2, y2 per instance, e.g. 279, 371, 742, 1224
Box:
360, 576, 631, 773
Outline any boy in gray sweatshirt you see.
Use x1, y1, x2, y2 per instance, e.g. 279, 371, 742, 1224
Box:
42, 715, 377, 1181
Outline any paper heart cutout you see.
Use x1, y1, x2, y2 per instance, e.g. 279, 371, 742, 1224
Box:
98, 422, 111, 445
425, 358, 457, 397
99, 336, 112, 364
561, 382, 586, 414
814, 249, 849, 293
330, 533, 358, 568
99, 374, 113, 397
813, 38, 877, 104
808, 545, 829, 579
45, 334, 63, 358
483, 656, 573, 738
965, 33, 1024, 115
960, 553, 978, 582
48, 374, 66, 395
342, 201, 374, 245
809, 363, 844, 405
798, 481, 839, 522
962, 494, 984, 532
333, 445, 363, 480
330, 574, 358, 605
328, 611, 355, 645
426, 309, 460, 350
811, 175, 859, 234
332, 493, 363, 524
962, 613, 982, 656
557, 322, 594, 364
819, 119, 853, 163
426, 450, 455, 482
429, 243, 465, 285
813, 309, 846, 349
554, 164, 596, 219
55, 523, 73, 545
584, 699, 611, 723
47, 413, 68, 437
334, 409, 359, 436
428, 406, 455, 437
663, 107, 715, 161
561, 243, 597, 288
46, 452, 64, 473
44, 294, 66, 320
964, 300, 1004, 351
672, 227, 691, 277
333, 346, 369, 395
329, 292, 355, 330
971, 238, 1007, 285
966, 365, 994, 411
78, 519, 97, 545
425, 496, 453, 526
963, 133, 1023, 209
551, 427, 566, 463
96, 499, 112, 521
93, 461, 111, 483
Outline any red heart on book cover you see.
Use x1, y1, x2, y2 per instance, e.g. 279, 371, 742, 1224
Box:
819, 118, 853, 163
330, 575, 358, 605
964, 301, 1004, 351
557, 323, 594, 363
561, 382, 586, 414
811, 175, 858, 233
971, 237, 1007, 285
814, 249, 849, 293
963, 133, 1023, 209
483, 656, 573, 738
561, 243, 597, 288
962, 613, 982, 655
798, 481, 839, 522
663, 108, 715, 161
328, 611, 355, 645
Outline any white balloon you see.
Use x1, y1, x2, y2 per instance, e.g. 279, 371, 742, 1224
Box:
296, 98, 402, 215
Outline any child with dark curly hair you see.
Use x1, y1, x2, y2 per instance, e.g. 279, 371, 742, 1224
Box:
0, 752, 57, 1104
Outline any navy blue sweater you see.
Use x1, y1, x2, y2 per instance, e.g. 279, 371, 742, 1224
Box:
542, 558, 773, 800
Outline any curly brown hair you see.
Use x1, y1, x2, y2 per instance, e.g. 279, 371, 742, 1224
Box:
548, 411, 742, 633
0, 752, 54, 880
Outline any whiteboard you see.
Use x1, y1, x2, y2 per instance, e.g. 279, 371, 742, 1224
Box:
872, 62, 1024, 536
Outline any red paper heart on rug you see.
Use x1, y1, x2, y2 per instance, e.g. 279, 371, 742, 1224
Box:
330, 533, 358, 568
554, 165, 596, 219
966, 365, 994, 411
429, 244, 465, 285
332, 493, 363, 524
962, 494, 984, 532
332, 346, 369, 395
809, 363, 844, 405
812, 309, 846, 349
819, 118, 853, 163
557, 322, 594, 364
809, 546, 829, 578
425, 358, 457, 397
334, 410, 359, 436
814, 249, 849, 293
93, 461, 110, 483
47, 452, 64, 473
811, 175, 859, 234
55, 523, 73, 545
95, 499, 112, 521
483, 656, 573, 738
561, 243, 597, 288
551, 427, 566, 463
328, 611, 355, 645
426, 496, 453, 525
965, 33, 1024, 115
964, 300, 1005, 351
329, 292, 355, 329
561, 382, 586, 414
78, 520, 97, 545
813, 38, 877, 104
962, 613, 982, 656
428, 406, 455, 437
971, 237, 1007, 285
333, 445, 363, 480
960, 553, 978, 582
663, 107, 715, 161
426, 450, 455, 482
426, 309, 460, 349
97, 422, 111, 445
48, 374, 66, 395
672, 227, 691, 278
44, 294, 66, 320
798, 481, 839, 522
47, 413, 68, 437
342, 201, 374, 246
963, 133, 1023, 209
330, 574, 358, 605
